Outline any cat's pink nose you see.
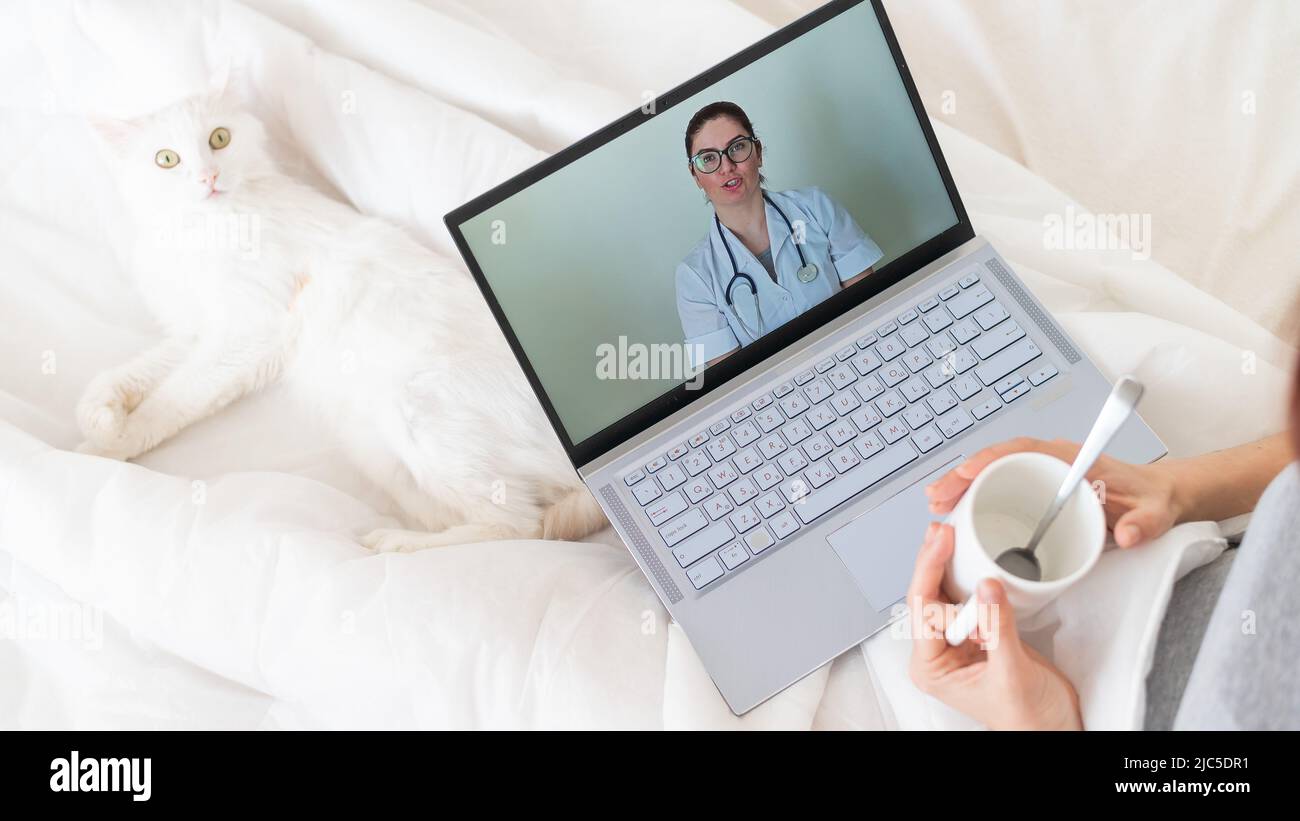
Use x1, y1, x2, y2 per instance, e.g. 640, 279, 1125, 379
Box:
199, 170, 219, 187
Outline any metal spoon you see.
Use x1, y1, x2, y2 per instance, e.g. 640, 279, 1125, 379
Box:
995, 376, 1145, 581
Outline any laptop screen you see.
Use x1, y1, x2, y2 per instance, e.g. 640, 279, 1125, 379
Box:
448, 0, 967, 466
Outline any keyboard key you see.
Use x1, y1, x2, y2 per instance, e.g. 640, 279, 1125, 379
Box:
658, 463, 687, 491
793, 443, 918, 525
688, 430, 709, 448
802, 433, 834, 461
899, 377, 931, 403
854, 376, 885, 402
950, 319, 981, 345
802, 379, 833, 405
923, 363, 955, 389
850, 404, 884, 431
939, 285, 960, 300
659, 508, 708, 547
728, 478, 760, 505
815, 357, 836, 373
958, 269, 981, 288
923, 309, 953, 334
769, 510, 802, 540
976, 340, 1042, 386
877, 390, 906, 417
851, 349, 882, 376
826, 365, 858, 391
994, 374, 1024, 395
728, 505, 762, 534
709, 419, 731, 436
926, 333, 957, 359
853, 431, 886, 459
1002, 382, 1032, 403
856, 335, 875, 350
778, 450, 809, 475
896, 309, 919, 326
705, 436, 736, 462
704, 494, 734, 520
781, 418, 814, 445
745, 526, 775, 554
948, 348, 978, 374
971, 321, 1025, 359
879, 363, 909, 387
973, 303, 1009, 331
730, 407, 752, 424
667, 442, 689, 460
645, 455, 667, 473
899, 323, 929, 348
903, 349, 933, 373
781, 477, 811, 505
806, 404, 837, 431
733, 446, 763, 474
681, 450, 711, 477
671, 521, 730, 563
918, 297, 940, 313
719, 543, 750, 570
876, 321, 899, 337
879, 420, 909, 444
937, 408, 974, 439
731, 421, 761, 448
830, 391, 862, 417
754, 408, 783, 433
1027, 363, 1059, 386
805, 461, 836, 489
778, 393, 810, 418
876, 334, 906, 361
773, 382, 795, 398
912, 425, 944, 453
971, 396, 1002, 420
827, 420, 859, 447
756, 491, 786, 518
945, 284, 994, 319
794, 370, 815, 385
902, 404, 933, 430
646, 491, 687, 525
926, 389, 958, 416
837, 345, 856, 361
829, 446, 861, 474
951, 374, 982, 400
634, 481, 663, 506
753, 465, 783, 491
684, 477, 713, 504
758, 434, 788, 459
687, 556, 725, 589
707, 462, 739, 489
625, 469, 646, 487
752, 395, 773, 410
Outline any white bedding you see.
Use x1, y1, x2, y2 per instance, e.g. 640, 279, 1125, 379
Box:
0, 0, 1294, 729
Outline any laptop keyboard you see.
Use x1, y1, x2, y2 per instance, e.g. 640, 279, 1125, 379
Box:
622, 265, 1059, 592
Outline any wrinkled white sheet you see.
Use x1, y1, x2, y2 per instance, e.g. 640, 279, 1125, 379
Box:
0, 0, 1293, 729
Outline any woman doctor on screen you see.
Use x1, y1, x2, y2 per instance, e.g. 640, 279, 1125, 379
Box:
675, 101, 884, 369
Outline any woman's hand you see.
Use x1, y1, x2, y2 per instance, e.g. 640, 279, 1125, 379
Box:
924, 437, 1183, 548
908, 522, 1083, 730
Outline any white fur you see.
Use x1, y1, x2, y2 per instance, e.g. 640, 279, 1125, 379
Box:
81, 91, 602, 551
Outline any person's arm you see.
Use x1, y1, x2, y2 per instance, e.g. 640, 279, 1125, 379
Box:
841, 266, 874, 289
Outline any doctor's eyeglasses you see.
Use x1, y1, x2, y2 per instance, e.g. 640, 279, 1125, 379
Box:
689, 136, 760, 174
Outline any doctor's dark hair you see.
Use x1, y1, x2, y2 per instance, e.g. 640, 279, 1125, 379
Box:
684, 101, 766, 184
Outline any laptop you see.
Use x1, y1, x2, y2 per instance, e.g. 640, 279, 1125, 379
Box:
445, 0, 1165, 714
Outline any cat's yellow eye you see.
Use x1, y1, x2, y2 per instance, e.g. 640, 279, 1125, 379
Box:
208, 127, 231, 150
155, 149, 180, 168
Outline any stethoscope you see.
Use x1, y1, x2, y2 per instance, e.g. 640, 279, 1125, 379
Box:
718, 191, 819, 340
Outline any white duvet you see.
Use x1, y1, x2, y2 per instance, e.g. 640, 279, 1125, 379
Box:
0, 0, 1294, 729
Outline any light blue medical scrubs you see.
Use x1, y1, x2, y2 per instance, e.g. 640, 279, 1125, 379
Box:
675, 187, 884, 368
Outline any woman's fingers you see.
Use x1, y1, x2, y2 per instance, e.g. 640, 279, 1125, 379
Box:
1112, 503, 1176, 548
974, 578, 1023, 669
925, 438, 1069, 513
907, 523, 955, 663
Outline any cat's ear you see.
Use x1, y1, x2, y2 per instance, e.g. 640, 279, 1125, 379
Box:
87, 117, 135, 151
208, 61, 234, 104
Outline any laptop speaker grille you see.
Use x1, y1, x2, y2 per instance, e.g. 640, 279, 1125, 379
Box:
985, 258, 1081, 364
599, 483, 683, 604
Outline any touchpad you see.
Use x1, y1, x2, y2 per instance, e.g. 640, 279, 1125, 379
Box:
827, 457, 963, 612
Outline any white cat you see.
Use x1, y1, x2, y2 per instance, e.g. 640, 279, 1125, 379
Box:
81, 89, 606, 551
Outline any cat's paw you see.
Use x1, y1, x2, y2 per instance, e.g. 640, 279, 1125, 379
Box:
74, 439, 132, 460
76, 376, 142, 445
362, 528, 429, 553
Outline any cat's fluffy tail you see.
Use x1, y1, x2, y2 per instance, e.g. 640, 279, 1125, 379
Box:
542, 487, 608, 541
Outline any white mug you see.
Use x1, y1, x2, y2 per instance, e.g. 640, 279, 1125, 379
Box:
942, 452, 1106, 645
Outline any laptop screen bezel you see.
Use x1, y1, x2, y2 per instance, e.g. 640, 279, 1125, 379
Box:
444, 0, 973, 470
